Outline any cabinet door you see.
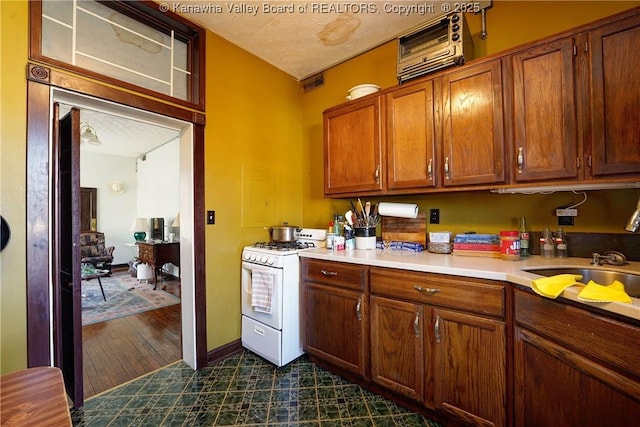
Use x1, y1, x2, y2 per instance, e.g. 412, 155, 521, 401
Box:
514, 327, 640, 427
510, 38, 579, 182
386, 79, 439, 190
370, 295, 426, 402
433, 308, 507, 427
323, 96, 383, 195
588, 14, 640, 178
304, 282, 368, 379
442, 60, 505, 187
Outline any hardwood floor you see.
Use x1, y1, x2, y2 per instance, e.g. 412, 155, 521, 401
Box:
82, 270, 182, 398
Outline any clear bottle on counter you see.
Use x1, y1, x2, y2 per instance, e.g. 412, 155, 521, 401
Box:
519, 217, 530, 257
541, 227, 555, 258
555, 228, 568, 258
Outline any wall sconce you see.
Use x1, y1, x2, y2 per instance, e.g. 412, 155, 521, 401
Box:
172, 213, 180, 228
110, 181, 126, 194
80, 122, 101, 145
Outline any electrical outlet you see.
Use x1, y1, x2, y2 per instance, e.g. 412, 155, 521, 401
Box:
207, 210, 215, 225
429, 208, 440, 224
556, 208, 578, 217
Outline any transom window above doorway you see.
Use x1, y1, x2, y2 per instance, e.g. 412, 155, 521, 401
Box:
31, 0, 205, 110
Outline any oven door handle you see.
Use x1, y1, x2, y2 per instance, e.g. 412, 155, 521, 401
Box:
242, 262, 275, 295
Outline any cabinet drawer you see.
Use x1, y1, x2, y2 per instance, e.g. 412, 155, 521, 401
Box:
302, 259, 367, 291
515, 289, 640, 379
370, 267, 504, 317
137, 244, 153, 262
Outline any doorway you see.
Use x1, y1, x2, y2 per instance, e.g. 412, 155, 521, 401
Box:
55, 89, 197, 398
25, 67, 207, 408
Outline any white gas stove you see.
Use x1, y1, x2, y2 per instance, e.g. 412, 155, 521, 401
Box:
241, 228, 325, 366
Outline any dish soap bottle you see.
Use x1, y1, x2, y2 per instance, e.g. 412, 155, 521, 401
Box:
555, 228, 568, 258
519, 217, 530, 258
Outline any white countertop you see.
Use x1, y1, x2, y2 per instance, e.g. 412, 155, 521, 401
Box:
299, 248, 640, 321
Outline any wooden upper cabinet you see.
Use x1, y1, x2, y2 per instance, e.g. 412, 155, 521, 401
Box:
324, 96, 383, 195
509, 37, 579, 182
386, 79, 440, 190
442, 60, 505, 187
587, 14, 640, 178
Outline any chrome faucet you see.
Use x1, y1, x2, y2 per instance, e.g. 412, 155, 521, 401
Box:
591, 251, 627, 266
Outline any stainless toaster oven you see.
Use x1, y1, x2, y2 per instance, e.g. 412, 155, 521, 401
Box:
397, 12, 473, 83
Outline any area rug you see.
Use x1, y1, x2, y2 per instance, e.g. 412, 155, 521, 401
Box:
82, 273, 180, 326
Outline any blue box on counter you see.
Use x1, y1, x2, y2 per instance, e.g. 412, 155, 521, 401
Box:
453, 233, 500, 245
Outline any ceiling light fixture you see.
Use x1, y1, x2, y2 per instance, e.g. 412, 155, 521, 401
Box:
80, 122, 101, 145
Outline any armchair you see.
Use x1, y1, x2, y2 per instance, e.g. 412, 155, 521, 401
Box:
80, 232, 115, 273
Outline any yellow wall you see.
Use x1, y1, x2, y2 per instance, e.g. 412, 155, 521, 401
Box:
203, 33, 303, 348
301, 1, 640, 234
1, 0, 639, 375
0, 1, 303, 372
0, 1, 29, 374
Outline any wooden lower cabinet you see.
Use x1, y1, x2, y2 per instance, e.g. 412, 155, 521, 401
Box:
302, 259, 368, 379
434, 308, 506, 427
514, 289, 640, 427
303, 259, 640, 427
369, 267, 507, 426
370, 296, 430, 404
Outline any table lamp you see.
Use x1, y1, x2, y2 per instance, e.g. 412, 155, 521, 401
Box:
130, 217, 149, 241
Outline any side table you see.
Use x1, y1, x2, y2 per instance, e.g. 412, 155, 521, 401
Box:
136, 241, 180, 289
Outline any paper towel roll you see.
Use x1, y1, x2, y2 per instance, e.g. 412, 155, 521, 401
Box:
377, 202, 419, 219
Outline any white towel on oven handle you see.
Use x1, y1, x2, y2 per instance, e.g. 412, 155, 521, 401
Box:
250, 268, 273, 314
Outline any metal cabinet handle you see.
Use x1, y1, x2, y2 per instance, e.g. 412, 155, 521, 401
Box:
356, 299, 362, 321
517, 147, 524, 173
414, 312, 420, 337
375, 165, 380, 185
444, 157, 450, 180
320, 269, 338, 276
435, 315, 441, 343
427, 158, 433, 181
414, 285, 440, 295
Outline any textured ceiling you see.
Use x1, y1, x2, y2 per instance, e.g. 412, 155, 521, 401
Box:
166, 0, 491, 80
59, 104, 181, 158
66, 1, 492, 156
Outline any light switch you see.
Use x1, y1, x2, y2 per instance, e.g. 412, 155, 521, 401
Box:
207, 210, 215, 225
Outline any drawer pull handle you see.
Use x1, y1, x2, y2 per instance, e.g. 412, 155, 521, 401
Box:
321, 269, 338, 276
414, 285, 440, 295
435, 315, 441, 343
356, 299, 362, 321
414, 312, 420, 337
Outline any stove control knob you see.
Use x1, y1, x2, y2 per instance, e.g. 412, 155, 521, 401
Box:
260, 256, 268, 264
250, 254, 257, 261
243, 252, 250, 260
267, 257, 275, 265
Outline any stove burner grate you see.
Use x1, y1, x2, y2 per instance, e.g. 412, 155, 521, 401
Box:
253, 241, 316, 251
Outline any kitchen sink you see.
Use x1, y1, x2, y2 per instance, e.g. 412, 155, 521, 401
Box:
523, 267, 640, 298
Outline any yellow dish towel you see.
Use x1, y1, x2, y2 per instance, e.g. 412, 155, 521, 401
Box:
531, 274, 583, 299
577, 280, 632, 304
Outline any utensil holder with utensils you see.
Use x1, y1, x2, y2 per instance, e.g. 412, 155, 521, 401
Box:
355, 226, 377, 250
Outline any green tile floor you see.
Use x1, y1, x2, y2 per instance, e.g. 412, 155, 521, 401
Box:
71, 350, 442, 426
